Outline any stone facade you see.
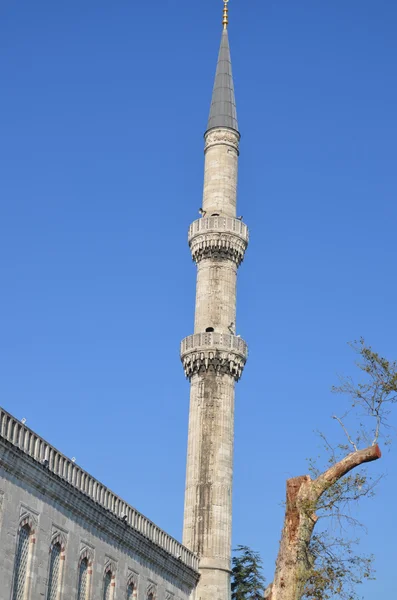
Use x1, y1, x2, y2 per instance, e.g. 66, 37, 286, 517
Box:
0, 408, 200, 600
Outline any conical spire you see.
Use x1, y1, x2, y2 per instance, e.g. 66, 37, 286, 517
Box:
207, 28, 239, 133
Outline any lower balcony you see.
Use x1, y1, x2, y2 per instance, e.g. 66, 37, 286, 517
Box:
180, 332, 248, 382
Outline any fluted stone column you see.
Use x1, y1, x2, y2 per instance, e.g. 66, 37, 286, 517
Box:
181, 27, 248, 600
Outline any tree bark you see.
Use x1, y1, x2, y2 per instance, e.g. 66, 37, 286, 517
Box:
266, 445, 381, 600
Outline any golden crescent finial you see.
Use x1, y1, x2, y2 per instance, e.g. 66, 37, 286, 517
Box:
223, 0, 229, 30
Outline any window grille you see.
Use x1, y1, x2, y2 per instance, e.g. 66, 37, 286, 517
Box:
103, 571, 112, 600
47, 543, 61, 600
12, 525, 30, 600
127, 584, 134, 600
77, 558, 89, 600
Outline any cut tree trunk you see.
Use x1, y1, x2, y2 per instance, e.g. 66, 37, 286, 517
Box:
266, 445, 381, 600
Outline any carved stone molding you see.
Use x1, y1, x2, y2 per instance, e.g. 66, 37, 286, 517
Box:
180, 332, 248, 382
104, 558, 117, 575
127, 571, 138, 590
190, 232, 247, 265
51, 529, 67, 552
204, 127, 240, 153
19, 509, 38, 534
79, 546, 94, 565
188, 217, 249, 266
147, 581, 157, 598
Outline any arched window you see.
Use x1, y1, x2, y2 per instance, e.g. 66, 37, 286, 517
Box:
77, 558, 89, 600
47, 533, 66, 600
12, 524, 31, 600
103, 570, 112, 600
126, 573, 137, 600
205, 327, 214, 333
47, 543, 61, 600
147, 583, 156, 600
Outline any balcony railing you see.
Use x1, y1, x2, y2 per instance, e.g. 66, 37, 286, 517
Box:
181, 332, 248, 358
188, 216, 249, 243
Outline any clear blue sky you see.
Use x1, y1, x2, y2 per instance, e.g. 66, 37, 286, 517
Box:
1, 1, 396, 597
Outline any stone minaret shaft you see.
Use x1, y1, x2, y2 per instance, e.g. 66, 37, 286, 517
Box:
181, 15, 248, 600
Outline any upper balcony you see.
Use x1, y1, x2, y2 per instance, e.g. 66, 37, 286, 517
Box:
188, 216, 249, 243
188, 216, 249, 266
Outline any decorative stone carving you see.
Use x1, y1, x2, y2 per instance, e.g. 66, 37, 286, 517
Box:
19, 510, 38, 534
188, 217, 249, 265
147, 581, 157, 598
180, 332, 248, 382
204, 128, 240, 153
127, 571, 138, 590
50, 529, 67, 552
104, 558, 117, 574
79, 546, 94, 565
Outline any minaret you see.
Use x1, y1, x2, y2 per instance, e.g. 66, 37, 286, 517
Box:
181, 3, 249, 600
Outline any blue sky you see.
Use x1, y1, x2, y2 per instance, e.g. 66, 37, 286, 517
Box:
0, 1, 396, 597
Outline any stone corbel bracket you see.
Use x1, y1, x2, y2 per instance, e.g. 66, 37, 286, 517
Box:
188, 216, 249, 266
181, 332, 248, 382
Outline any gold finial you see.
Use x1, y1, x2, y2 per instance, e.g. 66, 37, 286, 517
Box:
222, 0, 229, 30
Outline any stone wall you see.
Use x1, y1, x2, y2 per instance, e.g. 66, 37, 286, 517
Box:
0, 408, 200, 600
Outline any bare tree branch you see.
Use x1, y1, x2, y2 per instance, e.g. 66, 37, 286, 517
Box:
314, 445, 381, 500
332, 415, 358, 451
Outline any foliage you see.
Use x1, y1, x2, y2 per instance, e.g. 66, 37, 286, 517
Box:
303, 533, 374, 600
231, 545, 266, 600
332, 338, 397, 449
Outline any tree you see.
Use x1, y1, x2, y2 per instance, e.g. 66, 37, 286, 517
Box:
232, 545, 266, 600
265, 340, 397, 600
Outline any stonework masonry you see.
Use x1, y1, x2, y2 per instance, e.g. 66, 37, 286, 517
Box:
0, 408, 199, 600
202, 129, 240, 217
181, 26, 248, 600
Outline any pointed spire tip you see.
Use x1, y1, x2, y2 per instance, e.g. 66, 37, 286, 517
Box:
222, 0, 229, 30
207, 11, 238, 133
